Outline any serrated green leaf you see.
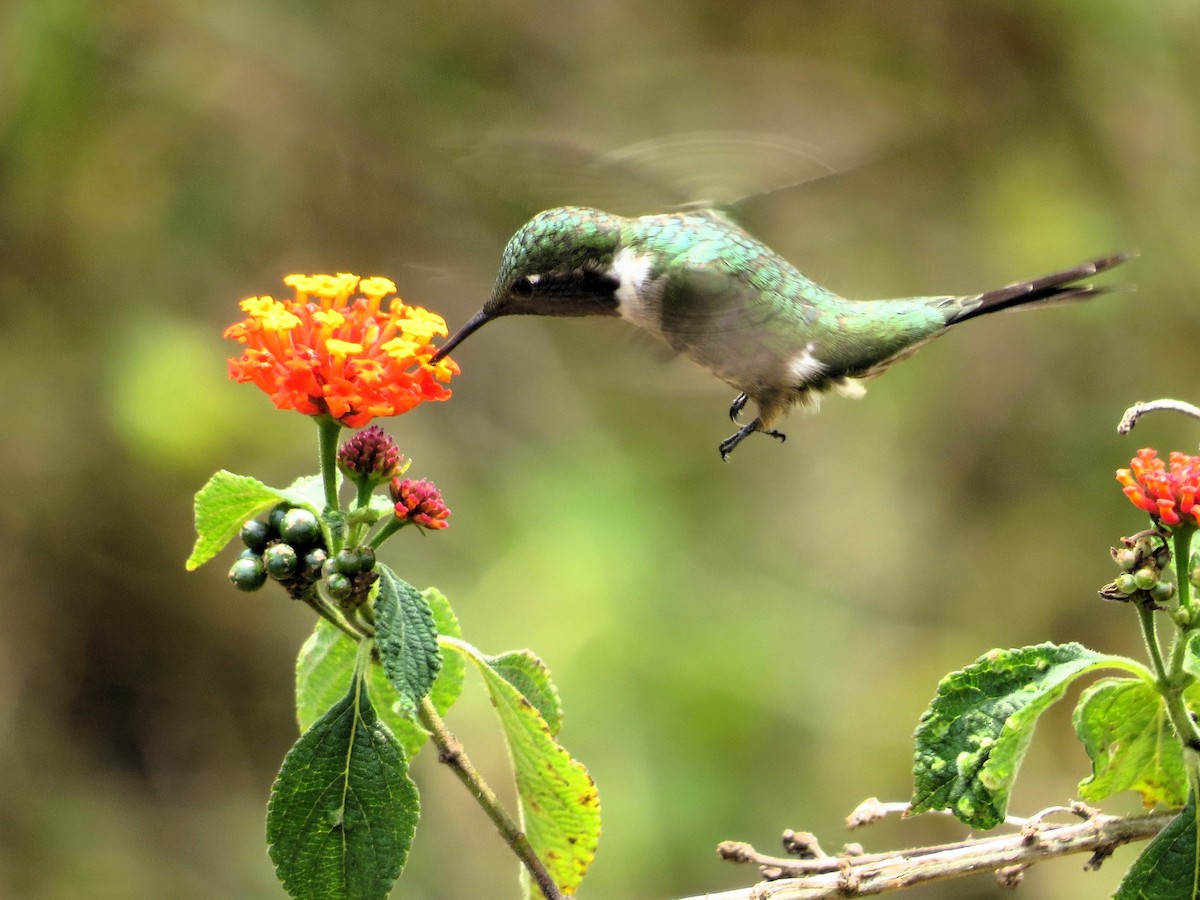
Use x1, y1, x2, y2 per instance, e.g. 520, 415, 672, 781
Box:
374, 565, 441, 712
482, 650, 564, 736
279, 473, 332, 512
267, 666, 419, 900
450, 640, 600, 896
1074, 677, 1188, 809
296, 587, 464, 759
424, 587, 465, 719
1115, 789, 1199, 900
912, 642, 1121, 829
296, 622, 424, 758
187, 470, 286, 570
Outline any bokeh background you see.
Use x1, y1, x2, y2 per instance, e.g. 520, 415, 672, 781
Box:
3, 1, 1199, 897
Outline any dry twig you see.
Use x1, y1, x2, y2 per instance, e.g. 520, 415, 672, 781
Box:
678, 799, 1175, 900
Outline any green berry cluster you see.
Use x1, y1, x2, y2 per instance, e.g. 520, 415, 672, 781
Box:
1101, 531, 1176, 608
228, 502, 377, 608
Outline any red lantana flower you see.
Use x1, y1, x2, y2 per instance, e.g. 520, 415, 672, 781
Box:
224, 273, 459, 428
390, 478, 450, 530
1117, 448, 1200, 527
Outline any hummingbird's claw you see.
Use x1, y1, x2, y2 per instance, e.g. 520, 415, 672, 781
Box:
718, 420, 786, 461
728, 392, 748, 423
719, 425, 753, 461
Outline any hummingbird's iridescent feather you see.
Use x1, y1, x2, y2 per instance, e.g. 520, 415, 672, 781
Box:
615, 210, 951, 401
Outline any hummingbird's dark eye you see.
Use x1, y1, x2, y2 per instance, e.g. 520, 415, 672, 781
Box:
510, 275, 537, 297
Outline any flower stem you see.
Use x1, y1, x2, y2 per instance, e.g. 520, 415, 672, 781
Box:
1138, 606, 1169, 684
317, 416, 342, 514
417, 696, 565, 900
345, 478, 376, 547
300, 591, 365, 642
369, 517, 405, 549
1154, 526, 1200, 753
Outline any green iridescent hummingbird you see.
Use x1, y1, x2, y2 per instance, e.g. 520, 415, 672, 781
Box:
432, 206, 1128, 460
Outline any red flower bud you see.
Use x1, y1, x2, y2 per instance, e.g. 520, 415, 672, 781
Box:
337, 425, 408, 484
389, 478, 450, 531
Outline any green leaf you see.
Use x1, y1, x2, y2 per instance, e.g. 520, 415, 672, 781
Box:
450, 640, 600, 896
296, 622, 423, 758
481, 650, 563, 736
186, 470, 286, 570
1074, 677, 1188, 809
279, 473, 332, 512
912, 642, 1121, 829
374, 565, 441, 711
267, 666, 419, 900
296, 587, 465, 759
1115, 789, 1199, 899
425, 588, 466, 720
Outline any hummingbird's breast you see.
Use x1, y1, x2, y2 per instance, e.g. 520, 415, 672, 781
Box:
612, 212, 836, 394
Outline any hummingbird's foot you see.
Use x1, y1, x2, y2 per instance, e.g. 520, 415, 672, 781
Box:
718, 421, 787, 461
728, 392, 749, 423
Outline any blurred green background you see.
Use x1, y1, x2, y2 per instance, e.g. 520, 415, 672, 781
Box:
3, 1, 1199, 897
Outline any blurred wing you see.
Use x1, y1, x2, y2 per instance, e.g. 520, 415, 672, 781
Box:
648, 261, 806, 389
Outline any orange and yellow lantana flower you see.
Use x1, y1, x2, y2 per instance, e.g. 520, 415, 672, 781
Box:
224, 273, 459, 428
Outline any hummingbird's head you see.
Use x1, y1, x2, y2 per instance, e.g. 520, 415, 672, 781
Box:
431, 207, 623, 362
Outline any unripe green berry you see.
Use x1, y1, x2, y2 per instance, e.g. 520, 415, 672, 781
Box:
240, 518, 272, 551
325, 572, 353, 601
1175, 606, 1193, 627
264, 542, 299, 579
280, 507, 321, 548
1134, 568, 1159, 591
302, 548, 328, 578
1152, 580, 1177, 603
1114, 573, 1138, 595
268, 502, 291, 535
229, 556, 267, 591
332, 548, 362, 575
357, 546, 376, 572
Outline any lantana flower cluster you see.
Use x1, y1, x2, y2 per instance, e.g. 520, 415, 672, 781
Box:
225, 273, 459, 428
1117, 448, 1200, 528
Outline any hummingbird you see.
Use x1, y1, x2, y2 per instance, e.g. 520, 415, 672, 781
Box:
431, 206, 1129, 460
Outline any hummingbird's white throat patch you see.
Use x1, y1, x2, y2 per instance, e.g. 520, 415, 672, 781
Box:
611, 248, 656, 326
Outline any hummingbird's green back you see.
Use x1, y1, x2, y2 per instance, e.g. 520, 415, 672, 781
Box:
618, 209, 951, 400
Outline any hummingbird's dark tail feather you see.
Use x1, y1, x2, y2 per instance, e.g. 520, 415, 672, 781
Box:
945, 252, 1134, 325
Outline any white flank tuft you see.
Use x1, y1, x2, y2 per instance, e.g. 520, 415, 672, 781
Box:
611, 247, 655, 323
835, 378, 867, 399
787, 343, 827, 383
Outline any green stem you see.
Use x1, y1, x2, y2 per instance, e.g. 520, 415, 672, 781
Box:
417, 697, 565, 900
1175, 527, 1196, 618
369, 517, 406, 549
346, 478, 376, 546
1156, 526, 1200, 752
1165, 687, 1200, 753
300, 591, 365, 642
1139, 606, 1170, 684
317, 416, 342, 514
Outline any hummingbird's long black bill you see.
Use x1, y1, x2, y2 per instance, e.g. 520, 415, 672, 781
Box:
431, 309, 495, 363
